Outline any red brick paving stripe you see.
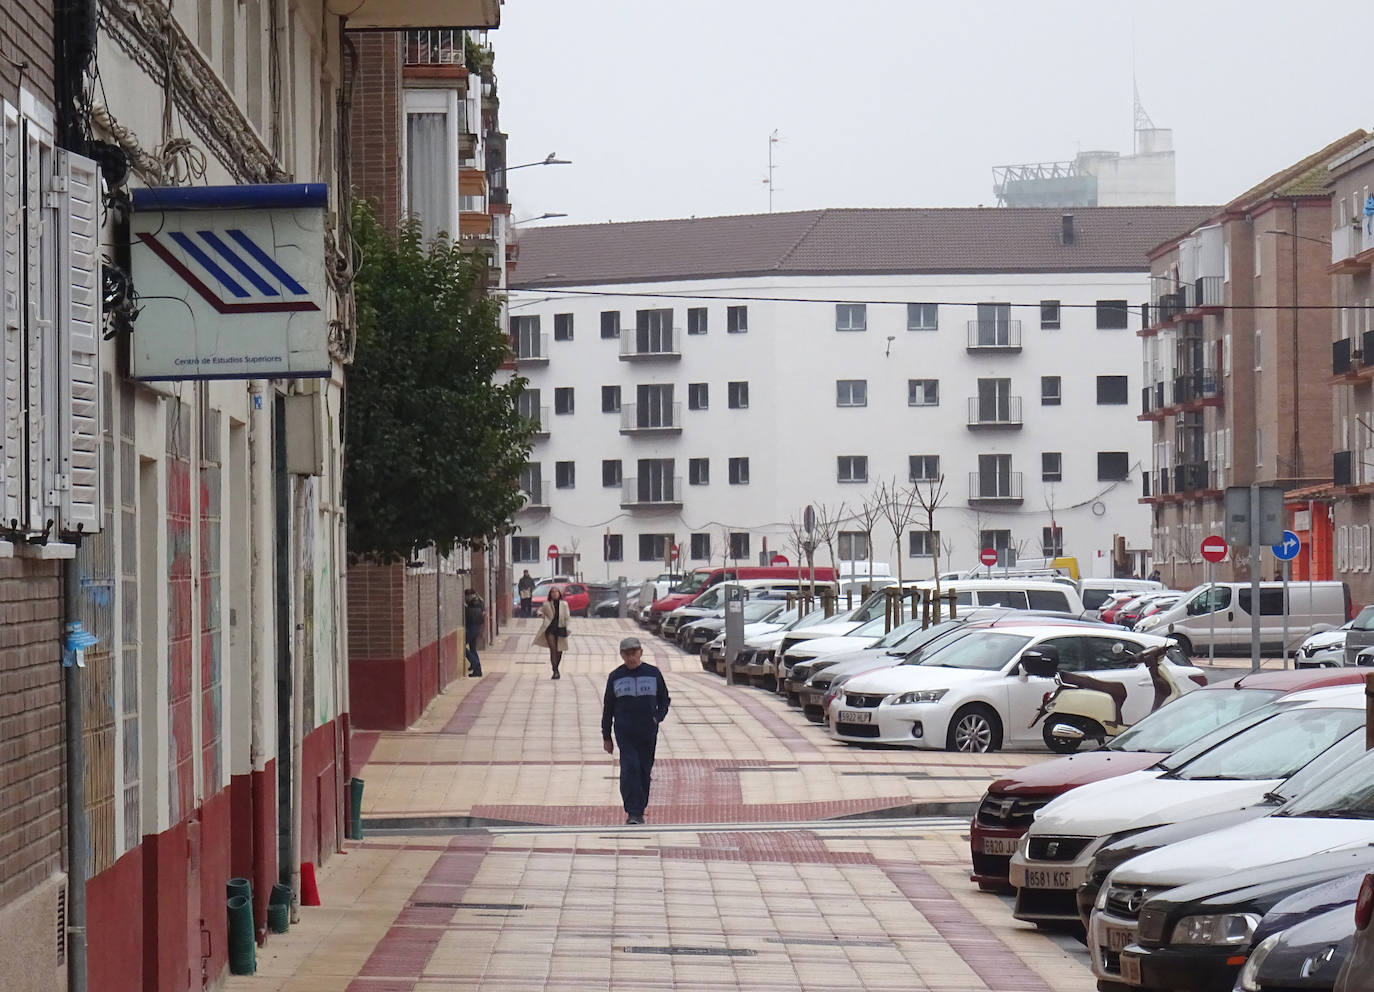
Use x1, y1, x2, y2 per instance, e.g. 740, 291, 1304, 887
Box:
682, 671, 823, 756
438, 672, 505, 734
883, 862, 1053, 992
469, 794, 916, 827
348, 835, 493, 991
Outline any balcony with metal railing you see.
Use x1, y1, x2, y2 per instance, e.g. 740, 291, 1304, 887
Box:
1172, 369, 1223, 408
518, 481, 551, 512
404, 29, 467, 66
513, 332, 548, 365
965, 320, 1022, 352
1334, 450, 1353, 487
967, 471, 1023, 504
1189, 276, 1224, 315
621, 477, 683, 508
967, 395, 1023, 428
619, 403, 682, 435
1173, 461, 1215, 494
1331, 222, 1368, 272
523, 407, 550, 438
619, 329, 681, 360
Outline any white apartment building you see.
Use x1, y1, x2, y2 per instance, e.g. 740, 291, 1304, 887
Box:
506, 206, 1213, 583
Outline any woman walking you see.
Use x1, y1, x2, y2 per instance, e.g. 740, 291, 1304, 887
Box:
535, 585, 571, 679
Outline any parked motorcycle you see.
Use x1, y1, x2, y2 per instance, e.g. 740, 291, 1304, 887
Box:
1026, 644, 1185, 753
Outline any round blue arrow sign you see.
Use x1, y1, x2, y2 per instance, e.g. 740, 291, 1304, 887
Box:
1272, 529, 1301, 561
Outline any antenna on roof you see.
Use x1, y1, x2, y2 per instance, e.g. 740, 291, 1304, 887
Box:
762, 129, 782, 212
1133, 76, 1155, 155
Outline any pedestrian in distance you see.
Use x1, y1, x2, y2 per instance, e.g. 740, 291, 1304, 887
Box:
463, 588, 485, 677
535, 585, 571, 679
517, 569, 536, 618
602, 637, 670, 825
1147, 568, 1162, 583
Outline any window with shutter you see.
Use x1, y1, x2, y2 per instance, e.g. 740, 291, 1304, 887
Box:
0, 103, 22, 529
23, 112, 46, 531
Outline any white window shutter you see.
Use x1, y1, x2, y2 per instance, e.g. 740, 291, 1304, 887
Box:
57, 148, 102, 534
22, 119, 44, 531
0, 102, 20, 529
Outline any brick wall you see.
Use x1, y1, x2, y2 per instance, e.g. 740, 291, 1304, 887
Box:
0, 0, 55, 110
0, 557, 64, 907
348, 31, 402, 229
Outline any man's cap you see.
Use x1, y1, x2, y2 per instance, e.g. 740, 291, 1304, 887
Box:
619, 637, 642, 652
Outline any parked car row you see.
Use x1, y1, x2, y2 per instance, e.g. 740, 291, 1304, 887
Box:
967, 663, 1374, 992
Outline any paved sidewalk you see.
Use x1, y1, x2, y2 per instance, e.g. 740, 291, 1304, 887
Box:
225, 618, 1097, 991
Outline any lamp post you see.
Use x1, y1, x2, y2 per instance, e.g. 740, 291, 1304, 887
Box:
513, 212, 568, 225
503, 152, 571, 173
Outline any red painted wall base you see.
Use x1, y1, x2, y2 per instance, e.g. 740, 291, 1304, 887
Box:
349, 632, 460, 730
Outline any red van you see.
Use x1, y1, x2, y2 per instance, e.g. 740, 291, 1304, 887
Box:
645, 565, 837, 631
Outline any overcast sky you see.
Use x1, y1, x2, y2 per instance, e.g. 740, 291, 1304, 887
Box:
496, 0, 1372, 224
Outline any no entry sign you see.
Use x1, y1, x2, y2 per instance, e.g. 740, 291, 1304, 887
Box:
979, 548, 999, 567
546, 543, 559, 560
1200, 536, 1228, 563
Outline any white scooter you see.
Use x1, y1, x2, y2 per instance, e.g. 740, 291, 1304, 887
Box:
1026, 644, 1186, 754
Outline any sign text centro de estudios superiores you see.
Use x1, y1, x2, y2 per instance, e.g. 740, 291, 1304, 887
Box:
129, 183, 331, 380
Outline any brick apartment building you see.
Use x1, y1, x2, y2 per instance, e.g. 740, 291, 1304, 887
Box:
1140, 131, 1369, 591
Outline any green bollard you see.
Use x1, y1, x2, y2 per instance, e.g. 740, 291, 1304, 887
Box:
226, 894, 256, 975
267, 902, 290, 934
349, 777, 365, 840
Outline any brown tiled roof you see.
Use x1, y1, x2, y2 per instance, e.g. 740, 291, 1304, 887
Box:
510, 205, 1218, 288
1226, 130, 1369, 207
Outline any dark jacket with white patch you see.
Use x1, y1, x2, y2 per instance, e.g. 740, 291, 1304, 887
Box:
601, 662, 671, 740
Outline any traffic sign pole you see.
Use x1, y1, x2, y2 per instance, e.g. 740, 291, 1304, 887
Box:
1271, 530, 1302, 670
1283, 556, 1290, 670
1250, 484, 1261, 673
1209, 561, 1215, 667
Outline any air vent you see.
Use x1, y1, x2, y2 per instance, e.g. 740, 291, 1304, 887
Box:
56, 885, 67, 966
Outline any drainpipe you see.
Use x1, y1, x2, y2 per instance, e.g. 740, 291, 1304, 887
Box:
1290, 198, 1301, 481
289, 474, 306, 922
247, 379, 272, 936
63, 556, 88, 992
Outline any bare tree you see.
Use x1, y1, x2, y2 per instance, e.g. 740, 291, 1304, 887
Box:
851, 489, 886, 592
812, 501, 848, 584
911, 473, 949, 597
878, 479, 920, 591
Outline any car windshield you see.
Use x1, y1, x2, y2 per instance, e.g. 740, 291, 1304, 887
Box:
532, 582, 557, 598
673, 570, 714, 594
1271, 729, 1367, 801
1169, 707, 1366, 781
743, 601, 782, 622
1156, 702, 1287, 771
1277, 743, 1374, 819
854, 615, 902, 638
787, 608, 830, 630
870, 618, 928, 648
895, 619, 970, 659
1352, 606, 1374, 631
916, 630, 1032, 671
1108, 687, 1282, 753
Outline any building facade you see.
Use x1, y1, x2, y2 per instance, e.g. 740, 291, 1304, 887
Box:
1139, 132, 1368, 592
506, 206, 1212, 585
1325, 137, 1374, 605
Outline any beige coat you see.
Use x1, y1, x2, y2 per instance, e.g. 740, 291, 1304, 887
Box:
533, 599, 571, 651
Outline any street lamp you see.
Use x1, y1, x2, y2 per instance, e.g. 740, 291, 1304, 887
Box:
504, 152, 571, 172
513, 212, 568, 225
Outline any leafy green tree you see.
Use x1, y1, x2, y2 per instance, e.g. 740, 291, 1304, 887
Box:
346, 200, 534, 560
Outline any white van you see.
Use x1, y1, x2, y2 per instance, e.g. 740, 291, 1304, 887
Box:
1080, 577, 1163, 616
1135, 580, 1351, 655
943, 577, 1085, 615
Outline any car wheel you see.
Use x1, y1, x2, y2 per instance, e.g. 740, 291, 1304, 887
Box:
946, 705, 1002, 753
1042, 717, 1102, 754
1169, 634, 1193, 658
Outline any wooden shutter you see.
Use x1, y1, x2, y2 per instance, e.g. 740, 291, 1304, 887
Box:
57, 148, 102, 533
22, 115, 44, 531
0, 102, 20, 528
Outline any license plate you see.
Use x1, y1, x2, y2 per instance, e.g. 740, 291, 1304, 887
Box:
1105, 925, 1134, 953
839, 709, 872, 724
1023, 868, 1073, 889
1119, 953, 1141, 985
982, 837, 1019, 856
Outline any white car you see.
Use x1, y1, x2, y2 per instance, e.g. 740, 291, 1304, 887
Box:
1089, 728, 1374, 987
829, 620, 1204, 753
1009, 687, 1366, 924
1295, 621, 1352, 667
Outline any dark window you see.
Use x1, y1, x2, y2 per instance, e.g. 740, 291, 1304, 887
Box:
1097, 451, 1130, 481
688, 382, 709, 410
729, 532, 750, 560
1042, 526, 1064, 557
689, 458, 709, 485
835, 303, 867, 331
838, 532, 868, 560
980, 529, 1013, 561
908, 531, 938, 557
512, 536, 539, 562
727, 305, 748, 333
554, 313, 574, 340
601, 385, 621, 413
1096, 375, 1129, 405
1040, 300, 1061, 330
604, 533, 623, 561
908, 379, 939, 406
638, 533, 669, 562
554, 387, 574, 414
907, 303, 938, 331
729, 457, 750, 485
600, 311, 621, 338
1042, 452, 1062, 482
1238, 588, 1288, 615
1041, 376, 1061, 406
837, 455, 868, 483
1096, 299, 1129, 330
1028, 588, 1069, 611
909, 455, 940, 482
836, 379, 867, 407
690, 532, 711, 559
555, 461, 575, 489
728, 381, 749, 409
687, 307, 708, 335
602, 459, 622, 488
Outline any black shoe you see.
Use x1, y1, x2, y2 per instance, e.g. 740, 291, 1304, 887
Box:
552, 670, 560, 680
626, 814, 644, 825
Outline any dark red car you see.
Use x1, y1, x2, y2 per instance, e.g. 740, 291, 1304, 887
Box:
1098, 592, 1138, 625
530, 581, 591, 617
969, 667, 1368, 891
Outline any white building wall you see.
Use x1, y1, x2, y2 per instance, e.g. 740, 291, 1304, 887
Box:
506, 270, 1152, 582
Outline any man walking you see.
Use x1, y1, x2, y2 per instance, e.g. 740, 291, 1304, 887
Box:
463, 588, 485, 677
517, 569, 536, 618
601, 637, 670, 825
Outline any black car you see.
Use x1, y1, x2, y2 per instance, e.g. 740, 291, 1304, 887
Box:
1236, 872, 1364, 992
1115, 847, 1374, 992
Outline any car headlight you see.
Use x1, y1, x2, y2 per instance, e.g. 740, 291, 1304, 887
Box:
1170, 913, 1260, 946
1136, 615, 1161, 630
1236, 932, 1280, 992
1094, 882, 1111, 911
891, 689, 949, 705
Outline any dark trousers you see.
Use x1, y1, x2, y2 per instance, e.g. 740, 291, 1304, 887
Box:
519, 597, 532, 618
464, 623, 482, 675
616, 731, 658, 817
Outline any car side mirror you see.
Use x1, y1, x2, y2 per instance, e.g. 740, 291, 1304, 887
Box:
1020, 648, 1060, 678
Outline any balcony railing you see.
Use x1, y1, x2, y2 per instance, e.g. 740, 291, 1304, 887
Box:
621, 476, 683, 508
968, 471, 1023, 503
512, 332, 548, 364
967, 395, 1023, 427
522, 406, 549, 437
518, 481, 551, 511
1173, 369, 1223, 405
1152, 291, 1184, 325
1141, 472, 1151, 498
1335, 450, 1353, 487
619, 329, 681, 360
1174, 461, 1212, 493
1333, 223, 1363, 265
620, 402, 682, 434
966, 320, 1022, 351
404, 29, 466, 66
1335, 338, 1354, 375
1191, 276, 1224, 311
